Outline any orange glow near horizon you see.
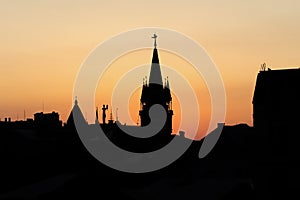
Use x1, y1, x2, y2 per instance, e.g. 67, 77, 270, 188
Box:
1, 1, 300, 137
95, 49, 211, 139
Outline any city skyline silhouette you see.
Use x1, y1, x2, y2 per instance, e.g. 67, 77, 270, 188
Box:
2, 2, 300, 129
1, 1, 299, 199
1, 65, 298, 199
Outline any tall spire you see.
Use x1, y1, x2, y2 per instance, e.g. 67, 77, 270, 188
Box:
139, 34, 173, 134
149, 34, 163, 86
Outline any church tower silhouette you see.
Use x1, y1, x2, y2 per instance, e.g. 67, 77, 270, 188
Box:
139, 34, 173, 134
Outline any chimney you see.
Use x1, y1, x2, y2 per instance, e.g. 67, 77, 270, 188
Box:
179, 130, 185, 137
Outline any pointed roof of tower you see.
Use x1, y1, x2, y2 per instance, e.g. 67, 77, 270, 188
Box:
149, 34, 163, 86
67, 97, 86, 127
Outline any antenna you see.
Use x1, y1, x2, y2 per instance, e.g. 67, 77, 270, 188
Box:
24, 110, 26, 121
136, 115, 140, 126
42, 100, 45, 113
110, 109, 113, 121
95, 107, 99, 124
116, 108, 118, 122
261, 63, 266, 71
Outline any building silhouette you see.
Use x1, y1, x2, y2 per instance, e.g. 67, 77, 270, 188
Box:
252, 67, 300, 158
33, 111, 62, 129
1, 40, 298, 199
253, 67, 300, 130
139, 35, 173, 135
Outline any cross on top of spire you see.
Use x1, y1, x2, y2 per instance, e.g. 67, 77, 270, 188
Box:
152, 33, 157, 48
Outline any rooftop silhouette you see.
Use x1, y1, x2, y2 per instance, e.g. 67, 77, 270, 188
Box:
0, 42, 298, 198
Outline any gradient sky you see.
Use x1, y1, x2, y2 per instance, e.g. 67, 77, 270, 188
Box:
1, 1, 300, 137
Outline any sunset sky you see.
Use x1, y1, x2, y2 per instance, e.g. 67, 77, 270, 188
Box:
1, 1, 300, 138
